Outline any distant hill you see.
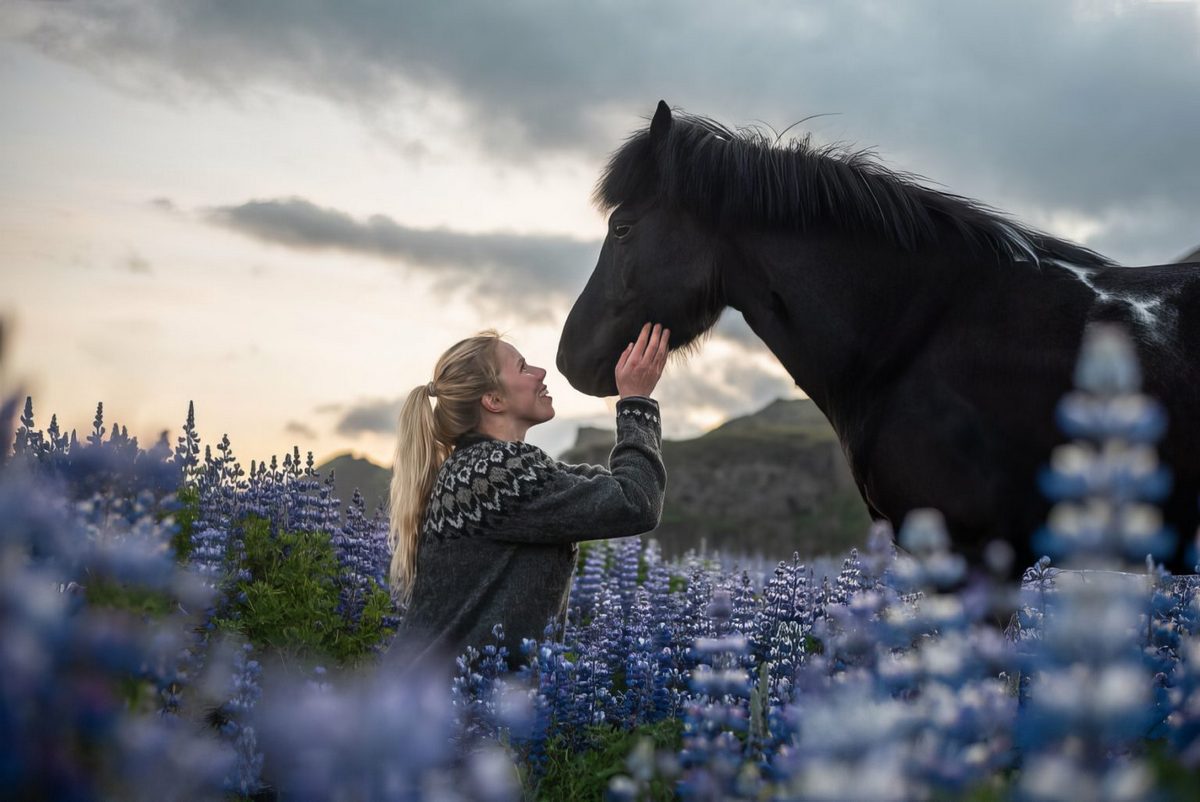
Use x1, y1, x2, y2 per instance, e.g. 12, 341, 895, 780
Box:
1178, 245, 1200, 263
561, 398, 868, 559
315, 452, 391, 520
317, 397, 871, 560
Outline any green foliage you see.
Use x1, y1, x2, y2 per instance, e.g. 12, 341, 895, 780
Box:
83, 573, 175, 618
932, 776, 1011, 802
168, 485, 200, 563
1145, 741, 1200, 801
71, 585, 174, 713
212, 516, 396, 668
82, 486, 196, 619
535, 718, 684, 801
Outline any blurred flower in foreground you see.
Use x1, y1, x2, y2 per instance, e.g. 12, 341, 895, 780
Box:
1017, 323, 1171, 802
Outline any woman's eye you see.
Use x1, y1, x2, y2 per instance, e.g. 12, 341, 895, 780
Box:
613, 224, 632, 239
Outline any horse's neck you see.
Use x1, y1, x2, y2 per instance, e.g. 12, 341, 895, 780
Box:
724, 231, 973, 426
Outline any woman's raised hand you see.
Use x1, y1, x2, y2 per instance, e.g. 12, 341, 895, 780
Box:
615, 322, 670, 399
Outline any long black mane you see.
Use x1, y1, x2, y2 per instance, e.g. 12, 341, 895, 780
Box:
596, 112, 1113, 268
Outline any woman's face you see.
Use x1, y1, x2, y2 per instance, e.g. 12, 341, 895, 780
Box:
494, 341, 555, 427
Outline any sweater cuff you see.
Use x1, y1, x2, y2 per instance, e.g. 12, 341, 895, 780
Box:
615, 396, 661, 444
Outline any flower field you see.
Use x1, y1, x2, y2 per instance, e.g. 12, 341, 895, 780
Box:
3, 324, 1200, 801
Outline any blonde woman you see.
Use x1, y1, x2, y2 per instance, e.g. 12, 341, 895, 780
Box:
389, 322, 670, 672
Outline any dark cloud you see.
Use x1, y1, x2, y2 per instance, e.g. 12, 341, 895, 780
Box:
208, 197, 779, 345
15, 1, 1199, 262
208, 197, 598, 318
148, 197, 177, 213
284, 420, 317, 439
334, 399, 401, 438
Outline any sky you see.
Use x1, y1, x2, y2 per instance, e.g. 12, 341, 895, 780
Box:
2, 0, 1198, 468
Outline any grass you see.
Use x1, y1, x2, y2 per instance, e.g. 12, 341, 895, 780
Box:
534, 717, 684, 801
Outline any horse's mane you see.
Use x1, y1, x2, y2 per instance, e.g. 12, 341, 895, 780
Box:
595, 112, 1113, 268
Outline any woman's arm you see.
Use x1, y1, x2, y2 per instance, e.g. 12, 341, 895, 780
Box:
484, 396, 665, 544
554, 461, 611, 480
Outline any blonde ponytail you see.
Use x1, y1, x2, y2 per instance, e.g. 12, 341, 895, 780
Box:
388, 331, 504, 607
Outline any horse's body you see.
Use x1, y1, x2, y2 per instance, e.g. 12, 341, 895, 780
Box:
557, 101, 1200, 573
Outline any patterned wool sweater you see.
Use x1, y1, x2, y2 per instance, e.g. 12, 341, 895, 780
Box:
395, 396, 665, 673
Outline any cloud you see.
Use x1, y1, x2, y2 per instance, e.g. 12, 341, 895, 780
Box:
283, 420, 317, 439
712, 311, 760, 350
123, 252, 152, 274
15, 1, 1199, 262
334, 398, 401, 438
653, 356, 800, 438
148, 197, 177, 214
205, 197, 795, 346
207, 197, 599, 317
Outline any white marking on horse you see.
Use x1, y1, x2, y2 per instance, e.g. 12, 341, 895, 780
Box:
1050, 261, 1171, 342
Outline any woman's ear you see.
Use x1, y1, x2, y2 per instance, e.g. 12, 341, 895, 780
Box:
481, 393, 505, 414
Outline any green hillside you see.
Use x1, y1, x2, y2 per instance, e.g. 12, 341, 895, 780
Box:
561, 398, 870, 559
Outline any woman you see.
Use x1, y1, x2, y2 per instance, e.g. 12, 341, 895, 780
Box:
389, 322, 670, 673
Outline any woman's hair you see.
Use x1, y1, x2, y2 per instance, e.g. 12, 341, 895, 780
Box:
388, 330, 505, 607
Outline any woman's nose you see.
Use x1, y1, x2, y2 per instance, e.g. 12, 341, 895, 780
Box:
535, 366, 548, 380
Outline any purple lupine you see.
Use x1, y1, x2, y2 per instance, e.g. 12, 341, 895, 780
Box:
615, 534, 642, 613
753, 554, 814, 703
572, 539, 609, 620
252, 656, 462, 801
316, 469, 342, 533
0, 419, 234, 800
332, 487, 376, 626
172, 400, 201, 483
583, 578, 622, 725
1015, 324, 1171, 801
677, 589, 758, 799
218, 641, 265, 796
621, 584, 656, 726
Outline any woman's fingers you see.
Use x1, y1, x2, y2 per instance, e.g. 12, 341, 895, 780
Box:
615, 323, 669, 396
632, 322, 651, 360
646, 323, 662, 358
616, 342, 632, 373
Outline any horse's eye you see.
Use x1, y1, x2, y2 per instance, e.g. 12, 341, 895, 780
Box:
613, 224, 632, 239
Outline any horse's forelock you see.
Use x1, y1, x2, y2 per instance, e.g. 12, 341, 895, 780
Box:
593, 129, 656, 211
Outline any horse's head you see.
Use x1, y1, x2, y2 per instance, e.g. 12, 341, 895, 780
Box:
557, 102, 726, 397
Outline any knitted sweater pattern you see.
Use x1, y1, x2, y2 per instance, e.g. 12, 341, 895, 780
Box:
422, 439, 550, 542
422, 399, 663, 543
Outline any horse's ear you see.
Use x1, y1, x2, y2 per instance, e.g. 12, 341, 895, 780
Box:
650, 100, 672, 145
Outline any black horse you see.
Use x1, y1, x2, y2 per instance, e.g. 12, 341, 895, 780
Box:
557, 101, 1200, 573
